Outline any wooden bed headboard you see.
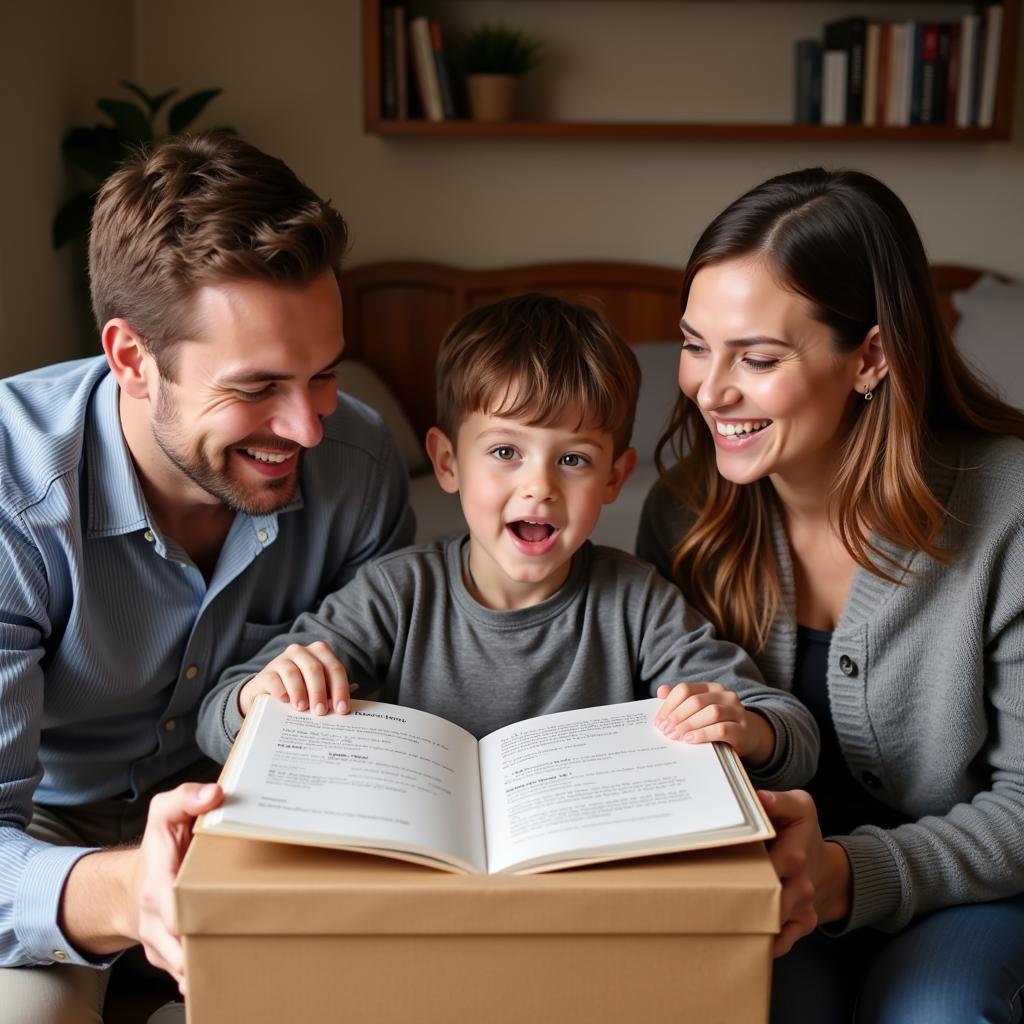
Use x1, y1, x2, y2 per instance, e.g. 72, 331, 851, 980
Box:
340, 260, 986, 438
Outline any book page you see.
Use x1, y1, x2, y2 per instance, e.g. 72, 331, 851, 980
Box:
200, 698, 487, 873
478, 698, 751, 874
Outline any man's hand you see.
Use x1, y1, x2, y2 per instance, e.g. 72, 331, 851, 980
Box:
238, 641, 353, 718
129, 782, 223, 993
757, 789, 852, 957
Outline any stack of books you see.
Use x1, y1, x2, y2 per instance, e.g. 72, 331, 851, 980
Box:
795, 4, 1005, 128
380, 4, 457, 122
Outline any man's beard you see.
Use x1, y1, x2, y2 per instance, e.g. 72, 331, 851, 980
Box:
152, 382, 300, 516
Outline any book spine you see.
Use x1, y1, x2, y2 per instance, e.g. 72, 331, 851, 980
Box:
933, 23, 952, 126
971, 14, 988, 126
394, 5, 408, 120
794, 39, 822, 123
886, 23, 906, 126
876, 22, 891, 126
901, 20, 916, 125
824, 17, 866, 124
430, 21, 457, 119
978, 3, 1003, 128
909, 21, 926, 124
956, 14, 978, 128
409, 15, 445, 121
862, 22, 881, 126
380, 2, 397, 119
914, 23, 939, 125
822, 50, 848, 125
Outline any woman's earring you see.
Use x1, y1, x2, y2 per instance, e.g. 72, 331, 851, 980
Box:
863, 383, 874, 402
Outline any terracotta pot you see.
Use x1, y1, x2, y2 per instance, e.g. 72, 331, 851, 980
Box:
466, 74, 518, 122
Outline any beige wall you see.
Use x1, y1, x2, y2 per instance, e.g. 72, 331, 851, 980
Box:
0, 1, 134, 376
3, 1, 1022, 374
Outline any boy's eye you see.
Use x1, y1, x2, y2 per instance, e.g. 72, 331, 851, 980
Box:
491, 446, 518, 461
559, 453, 587, 467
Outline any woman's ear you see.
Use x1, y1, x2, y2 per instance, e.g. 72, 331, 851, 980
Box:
854, 325, 890, 396
426, 426, 460, 494
102, 318, 155, 400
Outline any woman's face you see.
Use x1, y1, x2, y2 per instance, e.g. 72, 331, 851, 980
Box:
679, 257, 875, 495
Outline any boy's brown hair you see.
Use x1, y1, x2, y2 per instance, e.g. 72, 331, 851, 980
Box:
88, 131, 348, 379
435, 293, 641, 454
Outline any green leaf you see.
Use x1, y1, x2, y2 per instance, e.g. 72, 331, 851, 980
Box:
168, 88, 222, 134
97, 98, 153, 143
120, 80, 178, 117
61, 125, 127, 179
52, 191, 97, 249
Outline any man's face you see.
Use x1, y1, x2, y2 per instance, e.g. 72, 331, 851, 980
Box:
149, 270, 344, 516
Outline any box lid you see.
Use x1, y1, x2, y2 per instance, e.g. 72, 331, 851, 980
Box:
176, 835, 779, 937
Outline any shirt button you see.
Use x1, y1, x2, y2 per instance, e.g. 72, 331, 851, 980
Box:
52, 950, 68, 961
839, 655, 858, 677
862, 770, 882, 789
143, 530, 155, 543
178, 562, 188, 569
164, 719, 177, 732
185, 665, 199, 680
257, 529, 269, 543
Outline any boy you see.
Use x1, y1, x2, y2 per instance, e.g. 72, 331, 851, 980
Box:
197, 294, 817, 788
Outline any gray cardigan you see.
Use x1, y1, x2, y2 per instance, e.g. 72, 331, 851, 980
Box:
637, 434, 1024, 934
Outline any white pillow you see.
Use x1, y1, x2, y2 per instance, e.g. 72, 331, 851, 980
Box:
337, 360, 429, 475
952, 276, 1024, 410
630, 341, 683, 464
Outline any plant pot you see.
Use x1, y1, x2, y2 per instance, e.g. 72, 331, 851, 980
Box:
466, 74, 519, 122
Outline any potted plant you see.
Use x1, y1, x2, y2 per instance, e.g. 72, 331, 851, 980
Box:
451, 24, 541, 122
53, 80, 231, 248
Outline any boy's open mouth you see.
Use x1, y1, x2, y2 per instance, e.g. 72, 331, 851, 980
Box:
507, 520, 558, 543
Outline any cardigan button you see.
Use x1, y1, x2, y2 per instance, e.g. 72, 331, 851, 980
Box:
862, 771, 882, 789
839, 655, 858, 677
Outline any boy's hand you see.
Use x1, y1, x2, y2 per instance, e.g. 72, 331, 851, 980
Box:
238, 641, 354, 718
655, 682, 775, 766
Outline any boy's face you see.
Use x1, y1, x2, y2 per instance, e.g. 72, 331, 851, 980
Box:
427, 411, 636, 610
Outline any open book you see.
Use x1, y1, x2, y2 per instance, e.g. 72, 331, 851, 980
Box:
198, 696, 774, 875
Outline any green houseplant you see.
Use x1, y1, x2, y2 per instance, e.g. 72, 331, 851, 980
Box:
53, 80, 230, 248
451, 25, 542, 121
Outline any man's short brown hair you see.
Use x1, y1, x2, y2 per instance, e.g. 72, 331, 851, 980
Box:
435, 293, 641, 454
88, 132, 348, 378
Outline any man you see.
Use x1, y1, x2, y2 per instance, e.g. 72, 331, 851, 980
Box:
0, 132, 414, 1021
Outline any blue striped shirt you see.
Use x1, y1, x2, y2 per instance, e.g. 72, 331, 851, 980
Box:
0, 357, 414, 966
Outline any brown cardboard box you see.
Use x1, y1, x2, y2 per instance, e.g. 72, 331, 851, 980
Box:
176, 834, 779, 1023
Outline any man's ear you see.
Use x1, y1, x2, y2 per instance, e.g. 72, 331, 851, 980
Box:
854, 325, 889, 396
425, 426, 460, 494
102, 318, 155, 400
603, 447, 638, 505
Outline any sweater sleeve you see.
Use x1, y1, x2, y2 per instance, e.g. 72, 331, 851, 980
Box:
636, 568, 819, 791
196, 560, 402, 764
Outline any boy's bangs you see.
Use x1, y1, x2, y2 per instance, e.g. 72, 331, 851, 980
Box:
475, 371, 615, 437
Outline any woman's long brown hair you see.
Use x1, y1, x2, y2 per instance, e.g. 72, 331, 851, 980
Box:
656, 169, 1024, 654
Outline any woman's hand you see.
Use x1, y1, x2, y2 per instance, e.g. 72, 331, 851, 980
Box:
757, 789, 853, 956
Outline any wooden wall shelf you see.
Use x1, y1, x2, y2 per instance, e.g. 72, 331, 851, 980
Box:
363, 1, 1019, 142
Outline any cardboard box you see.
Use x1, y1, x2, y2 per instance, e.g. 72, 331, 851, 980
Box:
176, 835, 779, 1023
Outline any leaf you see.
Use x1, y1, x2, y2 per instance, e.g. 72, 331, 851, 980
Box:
97, 98, 153, 143
52, 191, 97, 249
120, 80, 178, 117
168, 88, 222, 134
61, 125, 127, 179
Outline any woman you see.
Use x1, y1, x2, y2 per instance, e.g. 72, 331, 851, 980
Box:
637, 168, 1024, 1022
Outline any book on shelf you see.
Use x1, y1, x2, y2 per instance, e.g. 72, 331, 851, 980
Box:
394, 4, 408, 119
956, 13, 980, 128
431, 21, 458, 119
409, 15, 445, 121
862, 22, 881, 126
875, 22, 892, 125
380, 2, 398, 119
197, 696, 775, 876
824, 17, 867, 124
794, 39, 822, 124
978, 3, 1003, 128
822, 49, 848, 125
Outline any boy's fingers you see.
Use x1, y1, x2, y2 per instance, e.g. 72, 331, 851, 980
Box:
676, 722, 741, 747
672, 702, 742, 734
326, 659, 352, 713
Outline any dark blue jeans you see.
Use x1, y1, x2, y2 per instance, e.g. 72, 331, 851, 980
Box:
771, 894, 1024, 1023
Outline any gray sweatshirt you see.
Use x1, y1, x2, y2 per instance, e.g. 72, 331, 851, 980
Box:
198, 537, 819, 790
637, 434, 1024, 934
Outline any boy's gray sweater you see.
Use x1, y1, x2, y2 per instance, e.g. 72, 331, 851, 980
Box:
198, 538, 819, 790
